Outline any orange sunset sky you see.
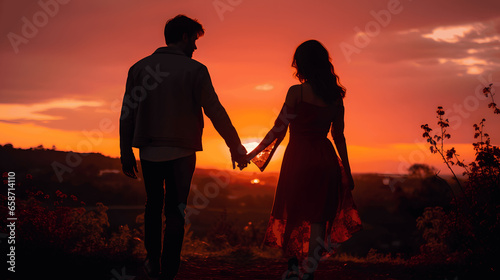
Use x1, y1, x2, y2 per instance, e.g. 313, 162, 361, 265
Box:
0, 0, 499, 174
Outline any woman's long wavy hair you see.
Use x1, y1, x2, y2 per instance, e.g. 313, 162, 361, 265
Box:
292, 40, 346, 104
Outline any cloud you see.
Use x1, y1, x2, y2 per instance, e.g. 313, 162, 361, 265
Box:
419, 20, 500, 75
353, 16, 500, 76
422, 25, 475, 43
255, 83, 274, 91
472, 35, 500, 44
0, 119, 22, 124
438, 57, 490, 75
0, 99, 103, 122
422, 21, 500, 44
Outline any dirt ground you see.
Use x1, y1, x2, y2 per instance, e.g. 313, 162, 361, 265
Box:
9, 249, 495, 280
123, 256, 473, 280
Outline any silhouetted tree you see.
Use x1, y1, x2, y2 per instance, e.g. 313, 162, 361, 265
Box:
3, 143, 14, 149
408, 163, 436, 178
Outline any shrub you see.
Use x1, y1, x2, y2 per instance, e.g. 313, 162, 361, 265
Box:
419, 84, 499, 268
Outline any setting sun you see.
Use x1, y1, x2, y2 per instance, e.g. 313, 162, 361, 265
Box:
251, 178, 261, 184
242, 141, 260, 153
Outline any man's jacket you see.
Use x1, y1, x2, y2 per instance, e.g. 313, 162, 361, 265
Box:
119, 46, 242, 162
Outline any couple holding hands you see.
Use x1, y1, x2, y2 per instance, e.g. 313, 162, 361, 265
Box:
120, 15, 361, 280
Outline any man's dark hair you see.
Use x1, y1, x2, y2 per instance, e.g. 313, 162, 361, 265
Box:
164, 15, 205, 44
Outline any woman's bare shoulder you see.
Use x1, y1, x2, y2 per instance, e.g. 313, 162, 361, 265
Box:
285, 84, 302, 106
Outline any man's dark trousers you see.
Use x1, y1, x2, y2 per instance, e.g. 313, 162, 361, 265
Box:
141, 154, 196, 278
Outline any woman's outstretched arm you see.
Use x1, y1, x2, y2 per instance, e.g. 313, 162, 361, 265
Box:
244, 103, 294, 167
331, 101, 354, 190
245, 86, 299, 170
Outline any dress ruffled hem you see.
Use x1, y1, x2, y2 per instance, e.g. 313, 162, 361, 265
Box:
263, 163, 363, 257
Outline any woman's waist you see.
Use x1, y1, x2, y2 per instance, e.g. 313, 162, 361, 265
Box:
289, 132, 329, 141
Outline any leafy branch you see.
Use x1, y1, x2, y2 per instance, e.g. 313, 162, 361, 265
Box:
421, 106, 466, 195
471, 119, 500, 187
483, 83, 499, 114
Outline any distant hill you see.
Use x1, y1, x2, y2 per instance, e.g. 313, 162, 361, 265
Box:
0, 143, 122, 181
0, 144, 278, 205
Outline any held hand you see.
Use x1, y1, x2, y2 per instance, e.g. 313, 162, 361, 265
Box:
233, 159, 249, 170
235, 153, 255, 170
121, 154, 138, 179
233, 154, 250, 170
231, 145, 249, 170
241, 154, 252, 164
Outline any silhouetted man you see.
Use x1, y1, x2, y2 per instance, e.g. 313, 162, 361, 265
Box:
119, 15, 247, 280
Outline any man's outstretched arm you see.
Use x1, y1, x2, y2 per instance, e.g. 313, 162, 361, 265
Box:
197, 66, 248, 169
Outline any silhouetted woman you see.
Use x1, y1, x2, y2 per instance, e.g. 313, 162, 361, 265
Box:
245, 40, 362, 279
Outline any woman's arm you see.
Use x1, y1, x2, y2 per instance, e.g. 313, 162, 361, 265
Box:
244, 103, 294, 165
245, 86, 299, 170
331, 101, 354, 189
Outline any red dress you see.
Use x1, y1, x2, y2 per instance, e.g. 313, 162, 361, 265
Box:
248, 91, 362, 257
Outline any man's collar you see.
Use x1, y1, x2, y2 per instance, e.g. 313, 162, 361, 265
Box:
154, 46, 186, 56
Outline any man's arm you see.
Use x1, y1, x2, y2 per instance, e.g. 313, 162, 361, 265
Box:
119, 67, 138, 178
196, 66, 247, 168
